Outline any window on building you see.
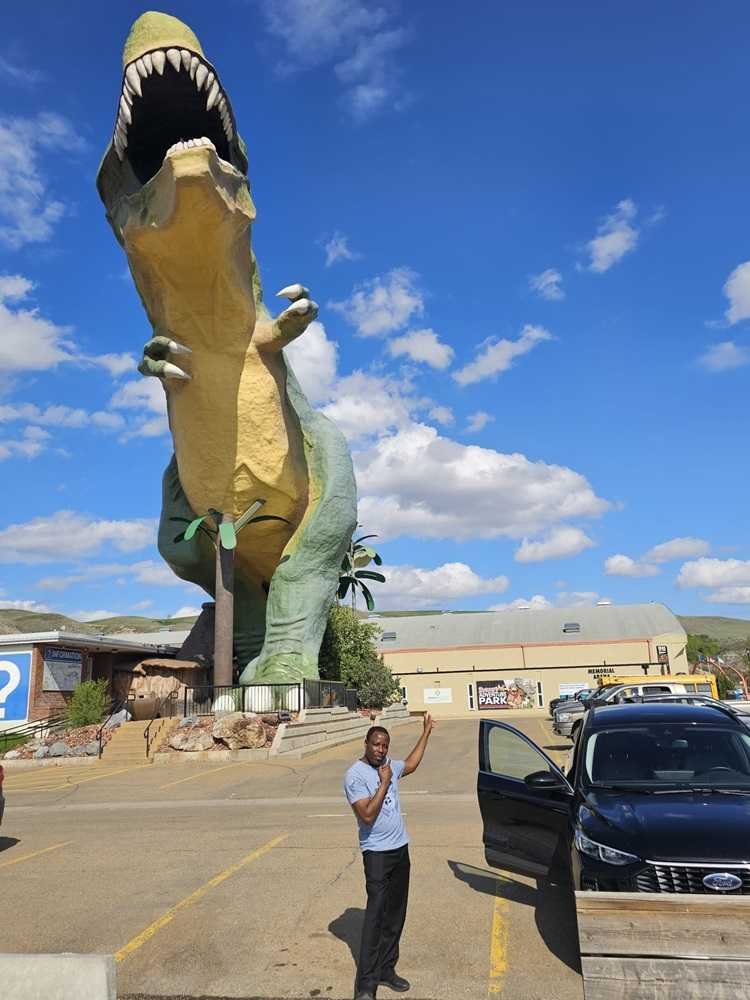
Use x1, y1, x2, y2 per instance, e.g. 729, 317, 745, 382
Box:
467, 683, 475, 710
536, 681, 543, 707
562, 622, 581, 633
400, 686, 408, 702
381, 631, 397, 642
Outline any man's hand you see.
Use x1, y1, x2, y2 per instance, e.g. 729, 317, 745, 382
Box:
378, 762, 393, 786
423, 712, 435, 736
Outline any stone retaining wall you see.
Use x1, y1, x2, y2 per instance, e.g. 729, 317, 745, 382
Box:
271, 702, 418, 758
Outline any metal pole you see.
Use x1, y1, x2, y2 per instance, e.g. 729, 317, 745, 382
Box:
213, 513, 235, 693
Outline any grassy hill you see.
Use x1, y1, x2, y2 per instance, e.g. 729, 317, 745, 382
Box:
0, 608, 199, 636
678, 615, 750, 649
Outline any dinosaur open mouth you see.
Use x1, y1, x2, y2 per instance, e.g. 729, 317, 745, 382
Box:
113, 48, 236, 185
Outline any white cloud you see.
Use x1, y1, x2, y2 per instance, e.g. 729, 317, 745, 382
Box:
323, 231, 360, 267
453, 325, 552, 386
171, 605, 201, 618
604, 554, 659, 577
529, 269, 565, 301
0, 425, 51, 461
131, 599, 154, 611
0, 112, 85, 248
329, 268, 424, 337
0, 402, 125, 431
323, 371, 420, 443
284, 321, 339, 404
0, 275, 76, 373
704, 587, 750, 605
388, 328, 454, 369
643, 537, 710, 564
72, 609, 120, 622
92, 353, 136, 377
0, 511, 156, 564
465, 411, 493, 434
259, 1, 411, 120
36, 559, 184, 590
375, 562, 509, 610
557, 591, 608, 607
428, 405, 454, 426
677, 557, 750, 589
586, 199, 639, 274
0, 55, 43, 86
356, 423, 609, 542
515, 526, 595, 563
724, 261, 750, 325
0, 598, 51, 612
697, 341, 750, 372
489, 595, 553, 611
109, 378, 169, 439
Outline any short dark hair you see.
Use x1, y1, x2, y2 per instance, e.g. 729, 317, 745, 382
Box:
365, 725, 390, 744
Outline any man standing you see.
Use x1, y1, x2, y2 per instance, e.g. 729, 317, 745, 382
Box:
344, 714, 434, 1000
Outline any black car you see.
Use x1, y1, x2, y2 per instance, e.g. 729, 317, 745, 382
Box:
478, 702, 750, 893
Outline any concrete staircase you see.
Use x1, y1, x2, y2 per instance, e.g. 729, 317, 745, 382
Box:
101, 718, 179, 766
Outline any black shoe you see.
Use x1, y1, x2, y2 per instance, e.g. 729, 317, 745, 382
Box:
379, 972, 410, 992
355, 992, 375, 1000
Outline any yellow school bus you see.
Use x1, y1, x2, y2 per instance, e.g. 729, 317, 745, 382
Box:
596, 673, 719, 698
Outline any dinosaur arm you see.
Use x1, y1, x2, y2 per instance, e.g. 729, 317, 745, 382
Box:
253, 285, 319, 352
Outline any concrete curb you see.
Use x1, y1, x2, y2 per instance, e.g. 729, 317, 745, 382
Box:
152, 747, 270, 764
0, 953, 116, 999
0, 757, 100, 771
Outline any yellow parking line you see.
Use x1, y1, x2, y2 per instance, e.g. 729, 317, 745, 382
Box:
159, 762, 245, 790
43, 764, 150, 791
0, 841, 73, 870
115, 833, 288, 963
487, 880, 508, 995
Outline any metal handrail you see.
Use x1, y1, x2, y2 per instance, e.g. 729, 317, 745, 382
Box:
97, 696, 134, 759
0, 713, 67, 755
144, 691, 179, 758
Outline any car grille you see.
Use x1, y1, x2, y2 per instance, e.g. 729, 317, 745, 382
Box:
635, 863, 750, 894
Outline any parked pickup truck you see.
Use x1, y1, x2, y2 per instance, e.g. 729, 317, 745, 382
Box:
553, 680, 690, 740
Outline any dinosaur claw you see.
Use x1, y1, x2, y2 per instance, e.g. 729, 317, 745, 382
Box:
276, 283, 310, 301
162, 362, 191, 380
285, 298, 318, 316
168, 339, 192, 355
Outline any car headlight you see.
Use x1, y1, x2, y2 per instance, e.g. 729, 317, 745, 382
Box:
557, 713, 571, 721
574, 829, 639, 866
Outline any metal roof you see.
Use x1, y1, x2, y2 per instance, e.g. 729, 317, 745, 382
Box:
372, 603, 685, 651
0, 631, 180, 655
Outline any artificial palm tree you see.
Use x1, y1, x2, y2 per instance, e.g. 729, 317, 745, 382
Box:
338, 533, 386, 612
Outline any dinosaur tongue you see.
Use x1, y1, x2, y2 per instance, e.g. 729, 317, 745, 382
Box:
114, 49, 235, 185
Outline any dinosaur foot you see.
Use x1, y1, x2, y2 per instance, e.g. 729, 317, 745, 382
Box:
239, 651, 319, 686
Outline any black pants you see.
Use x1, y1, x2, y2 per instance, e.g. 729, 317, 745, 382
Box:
357, 844, 410, 994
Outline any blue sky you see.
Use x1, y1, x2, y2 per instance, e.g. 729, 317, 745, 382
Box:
0, 0, 748, 622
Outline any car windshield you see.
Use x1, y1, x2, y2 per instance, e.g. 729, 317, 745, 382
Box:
583, 725, 750, 790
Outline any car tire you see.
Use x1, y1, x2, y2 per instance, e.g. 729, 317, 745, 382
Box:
571, 721, 581, 743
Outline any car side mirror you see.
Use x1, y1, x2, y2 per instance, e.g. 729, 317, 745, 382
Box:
525, 769, 564, 789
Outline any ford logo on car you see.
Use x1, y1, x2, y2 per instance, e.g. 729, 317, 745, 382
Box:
703, 872, 743, 891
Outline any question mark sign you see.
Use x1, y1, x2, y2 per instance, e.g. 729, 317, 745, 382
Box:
0, 660, 22, 719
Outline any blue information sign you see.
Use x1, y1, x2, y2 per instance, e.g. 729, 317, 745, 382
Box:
0, 652, 32, 723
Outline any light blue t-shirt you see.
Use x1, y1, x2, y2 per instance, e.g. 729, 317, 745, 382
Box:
344, 758, 409, 852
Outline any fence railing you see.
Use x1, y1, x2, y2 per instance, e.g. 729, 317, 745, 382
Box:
0, 713, 67, 755
183, 681, 360, 716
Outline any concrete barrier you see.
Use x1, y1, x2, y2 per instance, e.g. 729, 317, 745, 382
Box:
0, 953, 116, 1000
270, 703, 420, 758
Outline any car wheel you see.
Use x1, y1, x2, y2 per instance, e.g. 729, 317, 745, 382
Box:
571, 721, 581, 742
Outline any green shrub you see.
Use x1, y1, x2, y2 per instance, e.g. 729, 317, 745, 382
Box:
66, 679, 110, 728
319, 606, 400, 708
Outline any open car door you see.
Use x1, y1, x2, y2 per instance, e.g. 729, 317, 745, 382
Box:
477, 720, 574, 878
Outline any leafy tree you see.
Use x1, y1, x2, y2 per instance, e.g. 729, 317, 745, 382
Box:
686, 634, 721, 665
338, 533, 386, 611
66, 679, 110, 728
319, 606, 400, 708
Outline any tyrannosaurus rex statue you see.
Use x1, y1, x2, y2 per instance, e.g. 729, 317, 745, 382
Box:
96, 11, 357, 685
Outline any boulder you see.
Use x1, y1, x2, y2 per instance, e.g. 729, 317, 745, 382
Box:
25, 738, 42, 751
84, 742, 100, 756
178, 715, 199, 728
168, 728, 214, 752
104, 709, 131, 729
72, 746, 88, 757
48, 741, 69, 757
3, 749, 21, 760
212, 712, 266, 750
33, 746, 49, 759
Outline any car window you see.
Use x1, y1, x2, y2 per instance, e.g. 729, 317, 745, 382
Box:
583, 725, 750, 788
640, 685, 674, 696
486, 725, 553, 781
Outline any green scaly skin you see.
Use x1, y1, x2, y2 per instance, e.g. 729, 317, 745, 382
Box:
96, 12, 357, 684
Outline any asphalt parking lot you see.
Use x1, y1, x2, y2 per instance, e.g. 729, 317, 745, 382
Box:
0, 716, 581, 1000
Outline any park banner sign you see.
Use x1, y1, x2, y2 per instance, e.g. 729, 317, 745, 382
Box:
477, 678, 538, 710
42, 647, 83, 692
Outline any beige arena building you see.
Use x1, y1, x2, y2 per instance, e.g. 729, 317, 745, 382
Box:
372, 602, 688, 717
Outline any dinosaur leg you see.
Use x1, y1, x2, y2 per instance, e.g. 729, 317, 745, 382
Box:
158, 455, 267, 668
241, 398, 357, 685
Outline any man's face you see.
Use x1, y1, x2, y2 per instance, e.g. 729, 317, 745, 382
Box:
364, 732, 390, 767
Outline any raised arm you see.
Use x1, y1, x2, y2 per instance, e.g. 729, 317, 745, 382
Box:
402, 713, 434, 776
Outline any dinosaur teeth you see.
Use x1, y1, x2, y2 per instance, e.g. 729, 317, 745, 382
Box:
166, 137, 217, 156
118, 50, 237, 155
